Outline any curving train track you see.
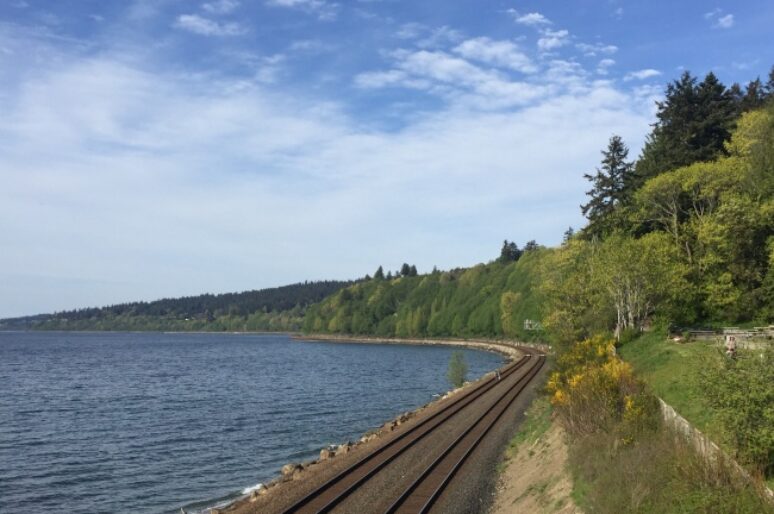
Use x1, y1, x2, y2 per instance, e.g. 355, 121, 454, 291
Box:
231, 346, 546, 514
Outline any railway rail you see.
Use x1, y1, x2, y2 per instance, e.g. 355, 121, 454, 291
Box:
279, 346, 546, 514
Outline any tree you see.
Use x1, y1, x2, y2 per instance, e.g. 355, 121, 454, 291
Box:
400, 263, 411, 277
699, 348, 774, 475
386, 271, 393, 280
374, 265, 385, 280
499, 240, 521, 262
562, 227, 575, 244
446, 350, 468, 388
524, 240, 540, 252
581, 135, 633, 236
636, 72, 737, 181
409, 264, 418, 277
740, 78, 766, 112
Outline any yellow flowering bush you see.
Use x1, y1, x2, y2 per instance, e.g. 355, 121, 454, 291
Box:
547, 335, 657, 437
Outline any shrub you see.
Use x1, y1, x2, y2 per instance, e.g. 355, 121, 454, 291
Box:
447, 350, 468, 388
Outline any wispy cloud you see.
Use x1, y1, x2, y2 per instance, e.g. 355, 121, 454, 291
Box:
705, 9, 734, 29
596, 58, 615, 75
453, 37, 536, 74
538, 29, 569, 52
508, 10, 551, 26
576, 42, 618, 56
174, 14, 246, 36
202, 0, 240, 14
266, 0, 339, 21
624, 68, 661, 81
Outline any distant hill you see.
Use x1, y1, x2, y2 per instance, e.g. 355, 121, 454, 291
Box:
1, 280, 353, 332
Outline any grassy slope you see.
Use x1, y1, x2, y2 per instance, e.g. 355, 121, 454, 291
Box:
619, 332, 727, 448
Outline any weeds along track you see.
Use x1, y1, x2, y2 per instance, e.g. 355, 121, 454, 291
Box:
281, 347, 545, 514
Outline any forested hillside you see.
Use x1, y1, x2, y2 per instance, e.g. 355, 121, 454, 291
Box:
1, 281, 352, 332
303, 248, 545, 340
304, 69, 774, 345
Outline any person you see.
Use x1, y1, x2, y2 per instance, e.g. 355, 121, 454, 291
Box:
496, 370, 501, 381
725, 335, 737, 358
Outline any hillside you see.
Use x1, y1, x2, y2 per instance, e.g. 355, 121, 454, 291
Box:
1, 280, 352, 332
303, 249, 547, 341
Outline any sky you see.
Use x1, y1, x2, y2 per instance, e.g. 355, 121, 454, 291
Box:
1, 1, 772, 318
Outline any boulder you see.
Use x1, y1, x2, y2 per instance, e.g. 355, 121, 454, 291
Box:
281, 463, 303, 476
337, 443, 351, 455
319, 448, 336, 460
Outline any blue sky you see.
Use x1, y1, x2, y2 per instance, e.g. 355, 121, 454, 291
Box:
1, 1, 772, 317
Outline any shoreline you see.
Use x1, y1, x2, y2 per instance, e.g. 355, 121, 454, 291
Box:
220, 336, 547, 514
295, 333, 550, 359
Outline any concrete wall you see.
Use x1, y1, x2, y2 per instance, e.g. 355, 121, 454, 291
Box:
658, 398, 774, 503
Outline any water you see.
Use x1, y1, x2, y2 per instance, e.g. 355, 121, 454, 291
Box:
0, 331, 504, 513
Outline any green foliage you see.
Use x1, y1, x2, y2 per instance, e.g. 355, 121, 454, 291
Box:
303, 250, 547, 340
569, 426, 774, 514
636, 71, 739, 181
11, 280, 353, 331
699, 348, 774, 476
446, 350, 468, 388
581, 135, 635, 237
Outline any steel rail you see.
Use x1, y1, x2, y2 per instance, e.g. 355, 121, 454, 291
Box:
384, 353, 546, 514
281, 350, 535, 514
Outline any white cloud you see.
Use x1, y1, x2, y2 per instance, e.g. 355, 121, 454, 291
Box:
265, 0, 338, 21
596, 58, 615, 75
453, 37, 536, 73
624, 68, 662, 81
576, 42, 618, 56
715, 14, 734, 28
202, 0, 240, 14
538, 29, 569, 51
396, 22, 426, 40
174, 14, 246, 36
508, 10, 551, 26
705, 9, 734, 29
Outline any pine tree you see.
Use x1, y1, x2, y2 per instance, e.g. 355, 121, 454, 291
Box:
581, 135, 633, 236
741, 78, 766, 111
765, 65, 774, 97
374, 265, 385, 280
636, 71, 737, 181
562, 227, 575, 244
400, 263, 411, 277
499, 240, 522, 262
409, 265, 418, 277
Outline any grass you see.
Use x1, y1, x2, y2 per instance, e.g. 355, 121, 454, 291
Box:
618, 331, 726, 444
504, 393, 553, 460
567, 427, 774, 514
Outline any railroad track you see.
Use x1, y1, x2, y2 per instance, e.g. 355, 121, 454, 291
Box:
280, 347, 545, 514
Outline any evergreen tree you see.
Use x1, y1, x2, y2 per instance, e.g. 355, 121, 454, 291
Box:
562, 227, 575, 244
374, 265, 385, 280
386, 271, 393, 280
400, 263, 411, 277
409, 265, 418, 277
636, 71, 737, 181
765, 65, 774, 97
741, 78, 766, 111
581, 135, 633, 235
499, 240, 521, 262
524, 240, 539, 252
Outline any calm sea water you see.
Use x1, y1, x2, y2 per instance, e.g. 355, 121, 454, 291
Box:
0, 332, 503, 513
